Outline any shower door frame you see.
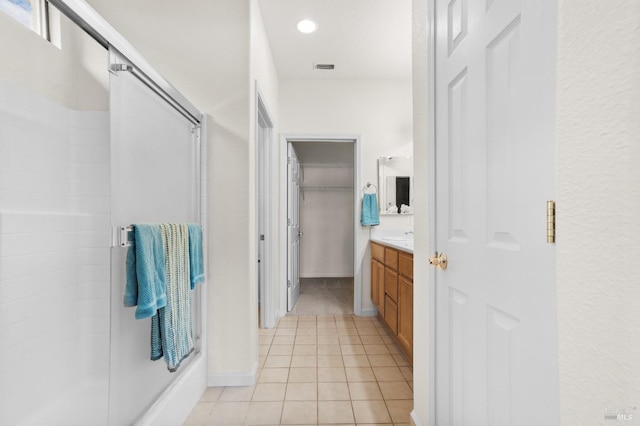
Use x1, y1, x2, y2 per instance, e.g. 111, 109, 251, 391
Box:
48, 0, 201, 126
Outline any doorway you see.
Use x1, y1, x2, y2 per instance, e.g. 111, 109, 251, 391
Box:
281, 136, 361, 317
256, 89, 276, 328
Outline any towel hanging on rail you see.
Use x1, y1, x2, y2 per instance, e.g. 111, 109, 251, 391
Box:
124, 223, 204, 372
124, 224, 167, 319
361, 193, 380, 226
151, 224, 193, 372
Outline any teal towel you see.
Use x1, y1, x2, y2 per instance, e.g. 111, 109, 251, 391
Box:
151, 224, 194, 372
124, 224, 167, 319
187, 223, 205, 288
361, 193, 380, 226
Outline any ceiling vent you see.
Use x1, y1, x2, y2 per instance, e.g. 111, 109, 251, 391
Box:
314, 63, 335, 70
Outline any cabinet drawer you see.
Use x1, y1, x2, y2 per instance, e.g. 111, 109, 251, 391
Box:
399, 252, 413, 279
371, 242, 385, 262
384, 295, 398, 334
384, 267, 398, 302
385, 247, 398, 271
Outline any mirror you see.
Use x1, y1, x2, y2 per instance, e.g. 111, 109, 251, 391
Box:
378, 156, 413, 215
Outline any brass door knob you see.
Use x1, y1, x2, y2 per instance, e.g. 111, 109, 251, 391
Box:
429, 252, 448, 270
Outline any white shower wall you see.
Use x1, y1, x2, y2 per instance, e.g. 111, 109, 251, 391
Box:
0, 80, 110, 425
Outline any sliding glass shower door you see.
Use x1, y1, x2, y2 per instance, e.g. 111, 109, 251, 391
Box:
108, 49, 202, 425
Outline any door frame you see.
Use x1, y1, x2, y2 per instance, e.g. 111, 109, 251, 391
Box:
427, 0, 438, 424
255, 85, 277, 328
279, 134, 363, 316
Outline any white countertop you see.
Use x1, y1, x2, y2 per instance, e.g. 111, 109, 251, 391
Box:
370, 229, 414, 253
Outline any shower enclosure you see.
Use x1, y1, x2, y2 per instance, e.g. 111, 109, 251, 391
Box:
0, 2, 205, 425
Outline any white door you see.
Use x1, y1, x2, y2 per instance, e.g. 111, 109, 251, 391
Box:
287, 143, 301, 311
257, 114, 267, 327
433, 1, 559, 425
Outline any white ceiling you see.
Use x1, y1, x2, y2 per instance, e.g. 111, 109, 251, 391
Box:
257, 0, 412, 80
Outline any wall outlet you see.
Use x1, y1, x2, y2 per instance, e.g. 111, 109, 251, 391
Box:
407, 215, 414, 225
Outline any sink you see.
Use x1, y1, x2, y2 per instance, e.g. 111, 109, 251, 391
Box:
382, 236, 412, 242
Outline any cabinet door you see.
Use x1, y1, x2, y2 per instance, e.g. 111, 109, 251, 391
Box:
398, 275, 413, 360
384, 295, 398, 334
371, 259, 378, 307
385, 267, 398, 302
373, 260, 385, 314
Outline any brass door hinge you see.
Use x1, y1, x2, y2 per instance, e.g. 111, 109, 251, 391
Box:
547, 200, 556, 244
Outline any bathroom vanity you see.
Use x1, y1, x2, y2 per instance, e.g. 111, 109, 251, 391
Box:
370, 239, 413, 364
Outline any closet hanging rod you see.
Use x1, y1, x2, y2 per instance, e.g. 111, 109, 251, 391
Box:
301, 186, 353, 191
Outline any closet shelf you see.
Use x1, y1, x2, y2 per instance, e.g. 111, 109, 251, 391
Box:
300, 185, 353, 191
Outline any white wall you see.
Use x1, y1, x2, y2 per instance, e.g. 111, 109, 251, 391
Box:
250, 0, 280, 323
556, 1, 640, 424
279, 79, 413, 314
0, 9, 108, 110
0, 81, 111, 425
298, 165, 354, 277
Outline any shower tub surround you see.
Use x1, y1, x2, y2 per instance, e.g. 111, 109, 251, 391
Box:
0, 81, 111, 425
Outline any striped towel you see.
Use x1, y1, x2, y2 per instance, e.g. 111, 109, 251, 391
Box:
150, 224, 194, 371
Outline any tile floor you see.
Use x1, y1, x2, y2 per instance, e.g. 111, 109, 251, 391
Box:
184, 315, 413, 425
288, 278, 354, 316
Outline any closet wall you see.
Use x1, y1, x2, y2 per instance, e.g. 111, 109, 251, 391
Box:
299, 165, 354, 277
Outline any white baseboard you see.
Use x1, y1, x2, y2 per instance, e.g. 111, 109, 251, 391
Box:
360, 308, 378, 317
410, 410, 423, 426
135, 353, 207, 426
300, 273, 354, 278
207, 362, 257, 387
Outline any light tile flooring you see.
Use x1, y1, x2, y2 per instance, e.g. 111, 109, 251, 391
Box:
289, 278, 354, 316
185, 315, 413, 425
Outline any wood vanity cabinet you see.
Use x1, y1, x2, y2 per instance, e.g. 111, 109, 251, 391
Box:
397, 252, 413, 359
370, 241, 413, 363
370, 243, 385, 315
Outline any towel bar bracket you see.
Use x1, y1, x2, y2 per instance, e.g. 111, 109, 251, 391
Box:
120, 226, 129, 247
113, 225, 133, 248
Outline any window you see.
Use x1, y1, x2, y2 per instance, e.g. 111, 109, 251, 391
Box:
0, 0, 50, 40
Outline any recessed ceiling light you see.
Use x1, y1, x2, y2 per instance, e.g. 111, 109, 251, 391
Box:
296, 19, 318, 34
